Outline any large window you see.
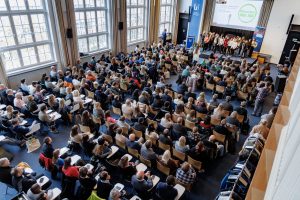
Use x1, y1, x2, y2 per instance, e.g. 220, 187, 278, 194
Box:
0, 0, 55, 72
159, 0, 175, 36
126, 0, 147, 44
74, 0, 110, 54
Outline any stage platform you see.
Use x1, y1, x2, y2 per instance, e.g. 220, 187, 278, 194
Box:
199, 50, 257, 65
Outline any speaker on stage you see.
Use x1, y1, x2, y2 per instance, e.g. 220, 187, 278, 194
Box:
275, 75, 287, 93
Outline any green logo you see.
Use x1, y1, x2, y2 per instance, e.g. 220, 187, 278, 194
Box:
238, 4, 257, 23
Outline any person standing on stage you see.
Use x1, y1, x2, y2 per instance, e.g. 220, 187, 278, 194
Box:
162, 29, 167, 46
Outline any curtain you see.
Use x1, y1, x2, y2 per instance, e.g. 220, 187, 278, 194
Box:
0, 57, 8, 87
119, 0, 128, 53
148, 0, 160, 45
258, 0, 274, 28
202, 0, 216, 34
112, 0, 119, 55
172, 0, 179, 44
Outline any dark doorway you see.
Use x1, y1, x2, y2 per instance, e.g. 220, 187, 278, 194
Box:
177, 13, 189, 44
279, 25, 300, 65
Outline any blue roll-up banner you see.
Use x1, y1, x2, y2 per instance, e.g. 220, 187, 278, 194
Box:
186, 36, 195, 49
187, 0, 204, 43
252, 26, 266, 52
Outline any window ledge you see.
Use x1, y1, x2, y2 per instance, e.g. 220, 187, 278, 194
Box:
7, 61, 57, 77
128, 40, 147, 46
79, 49, 111, 59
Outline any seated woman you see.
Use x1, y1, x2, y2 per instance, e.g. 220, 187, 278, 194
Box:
26, 95, 38, 113
34, 85, 45, 103
11, 166, 36, 193
199, 115, 213, 136
52, 149, 64, 169
185, 97, 194, 110
42, 137, 54, 159
62, 157, 79, 179
186, 110, 198, 123
93, 102, 105, 120
81, 134, 96, 156
58, 98, 71, 124
105, 110, 117, 124
14, 92, 28, 114
115, 128, 127, 144
70, 125, 83, 145
213, 104, 225, 120
173, 104, 186, 119
173, 94, 184, 105
187, 127, 201, 146
194, 101, 208, 114
189, 141, 208, 166
158, 150, 179, 175
145, 123, 159, 141
27, 183, 48, 200
91, 138, 112, 165
72, 90, 83, 104
160, 113, 173, 129
118, 155, 137, 180
47, 94, 59, 111
82, 110, 98, 133
175, 136, 190, 154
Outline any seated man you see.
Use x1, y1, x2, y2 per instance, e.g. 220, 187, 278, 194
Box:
140, 140, 157, 165
250, 119, 270, 140
176, 162, 196, 185
96, 171, 113, 200
156, 175, 178, 200
38, 105, 57, 133
133, 117, 146, 133
220, 96, 233, 112
171, 117, 187, 141
184, 87, 196, 103
159, 129, 173, 146
11, 166, 37, 193
204, 135, 224, 158
131, 171, 154, 199
126, 133, 143, 151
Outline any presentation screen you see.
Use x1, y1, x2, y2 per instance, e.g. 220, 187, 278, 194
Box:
212, 0, 263, 31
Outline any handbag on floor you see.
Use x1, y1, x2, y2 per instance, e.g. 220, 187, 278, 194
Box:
26, 136, 41, 153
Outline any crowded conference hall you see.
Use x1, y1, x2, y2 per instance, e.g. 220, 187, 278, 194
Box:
0, 0, 300, 200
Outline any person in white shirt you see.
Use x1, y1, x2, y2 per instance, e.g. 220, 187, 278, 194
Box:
72, 90, 83, 104
29, 81, 38, 95
50, 65, 57, 81
20, 79, 30, 94
160, 113, 173, 129
122, 99, 134, 119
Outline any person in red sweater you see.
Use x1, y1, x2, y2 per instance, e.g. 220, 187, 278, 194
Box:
62, 157, 79, 178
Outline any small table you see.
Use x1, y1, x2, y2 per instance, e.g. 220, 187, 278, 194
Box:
49, 112, 62, 121
114, 183, 124, 192
124, 154, 133, 161
130, 195, 142, 200
37, 176, 49, 187
85, 163, 94, 171
70, 155, 81, 165
20, 120, 28, 126
107, 145, 119, 159
148, 175, 160, 191
49, 187, 61, 200
84, 98, 93, 105
59, 147, 69, 157
0, 104, 6, 110
174, 184, 185, 200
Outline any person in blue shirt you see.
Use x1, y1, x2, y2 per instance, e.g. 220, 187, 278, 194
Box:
156, 175, 178, 200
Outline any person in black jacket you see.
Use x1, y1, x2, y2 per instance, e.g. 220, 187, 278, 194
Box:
96, 171, 113, 199
77, 166, 97, 199
0, 158, 13, 185
159, 129, 173, 146
11, 166, 36, 193
184, 87, 196, 103
156, 175, 178, 200
171, 117, 187, 140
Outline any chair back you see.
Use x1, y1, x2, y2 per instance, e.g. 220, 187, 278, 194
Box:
115, 139, 126, 150
112, 106, 122, 116
156, 161, 170, 176
237, 90, 248, 100
184, 120, 195, 130
175, 178, 192, 191
236, 113, 245, 124
133, 129, 143, 138
205, 80, 215, 91
158, 141, 171, 151
187, 156, 202, 172
128, 147, 140, 158
140, 155, 152, 167
216, 85, 225, 93
213, 130, 226, 143
79, 124, 91, 133
172, 147, 186, 161
196, 112, 206, 120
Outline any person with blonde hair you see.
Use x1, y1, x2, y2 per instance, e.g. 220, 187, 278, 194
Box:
250, 119, 270, 139
160, 113, 173, 128
175, 136, 190, 153
72, 89, 83, 104
159, 150, 179, 174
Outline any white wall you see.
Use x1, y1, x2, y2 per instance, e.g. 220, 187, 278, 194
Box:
178, 0, 192, 13
260, 0, 300, 64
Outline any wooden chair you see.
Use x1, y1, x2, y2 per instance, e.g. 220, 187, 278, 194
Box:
216, 85, 225, 94
86, 90, 95, 99
184, 107, 192, 115
147, 118, 158, 129
156, 161, 170, 176
165, 63, 172, 70
79, 124, 91, 133
236, 113, 245, 124
205, 80, 215, 92
184, 119, 195, 130
158, 141, 171, 151
187, 156, 202, 172
173, 91, 179, 99
237, 90, 248, 100
172, 147, 186, 161
175, 178, 192, 191
210, 115, 221, 126
115, 139, 126, 150
196, 112, 206, 120
112, 106, 122, 116
213, 130, 226, 144
133, 129, 143, 138
127, 147, 140, 158
140, 155, 152, 168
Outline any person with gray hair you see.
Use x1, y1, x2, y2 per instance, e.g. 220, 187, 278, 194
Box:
109, 188, 122, 200
0, 157, 13, 185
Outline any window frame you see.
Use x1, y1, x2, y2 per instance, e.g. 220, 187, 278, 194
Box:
0, 0, 56, 73
158, 0, 175, 37
126, 0, 148, 44
74, 0, 111, 54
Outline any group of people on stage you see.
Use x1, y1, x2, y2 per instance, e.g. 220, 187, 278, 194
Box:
198, 32, 258, 58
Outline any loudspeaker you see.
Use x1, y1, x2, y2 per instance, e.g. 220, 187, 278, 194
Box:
66, 28, 73, 38
286, 14, 294, 34
118, 22, 123, 30
274, 75, 287, 93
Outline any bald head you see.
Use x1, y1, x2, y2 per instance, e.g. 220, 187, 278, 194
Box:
209, 135, 216, 142
129, 134, 136, 141
136, 171, 145, 180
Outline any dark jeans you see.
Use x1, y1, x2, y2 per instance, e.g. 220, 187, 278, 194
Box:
253, 99, 264, 116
